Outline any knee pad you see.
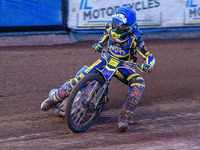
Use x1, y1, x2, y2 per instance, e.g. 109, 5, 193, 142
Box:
128, 74, 145, 87
129, 84, 145, 100
49, 89, 59, 101
123, 84, 145, 114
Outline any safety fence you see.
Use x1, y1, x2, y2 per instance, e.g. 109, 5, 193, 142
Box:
0, 0, 200, 33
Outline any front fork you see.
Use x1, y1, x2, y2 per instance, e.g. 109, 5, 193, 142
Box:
93, 83, 108, 109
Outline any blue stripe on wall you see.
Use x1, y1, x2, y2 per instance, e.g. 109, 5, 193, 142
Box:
71, 27, 200, 34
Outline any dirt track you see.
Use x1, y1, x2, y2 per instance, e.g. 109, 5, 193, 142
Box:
0, 39, 200, 150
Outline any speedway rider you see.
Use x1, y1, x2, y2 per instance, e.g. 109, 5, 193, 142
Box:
41, 6, 155, 132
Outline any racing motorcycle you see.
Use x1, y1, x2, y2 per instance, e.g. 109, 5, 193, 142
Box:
55, 49, 142, 132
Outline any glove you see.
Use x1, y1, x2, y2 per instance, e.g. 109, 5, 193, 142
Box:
141, 63, 152, 73
92, 43, 103, 52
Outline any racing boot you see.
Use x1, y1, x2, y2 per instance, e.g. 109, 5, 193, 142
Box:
41, 89, 60, 112
41, 81, 73, 112
116, 85, 144, 132
116, 109, 131, 132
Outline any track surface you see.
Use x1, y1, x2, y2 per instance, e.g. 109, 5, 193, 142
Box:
0, 39, 200, 150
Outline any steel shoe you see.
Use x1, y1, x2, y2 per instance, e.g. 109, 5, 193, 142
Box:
41, 98, 59, 112
41, 89, 59, 112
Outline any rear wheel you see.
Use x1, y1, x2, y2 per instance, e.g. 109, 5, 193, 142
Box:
65, 73, 105, 132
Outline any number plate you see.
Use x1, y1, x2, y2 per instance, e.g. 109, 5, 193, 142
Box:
108, 58, 119, 67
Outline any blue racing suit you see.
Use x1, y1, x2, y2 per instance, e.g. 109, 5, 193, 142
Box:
54, 22, 155, 116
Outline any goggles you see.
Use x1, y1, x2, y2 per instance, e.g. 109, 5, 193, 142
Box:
112, 21, 128, 31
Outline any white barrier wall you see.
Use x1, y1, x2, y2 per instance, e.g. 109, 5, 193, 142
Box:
68, 0, 200, 30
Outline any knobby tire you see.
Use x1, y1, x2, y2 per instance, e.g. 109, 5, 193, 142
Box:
65, 73, 105, 132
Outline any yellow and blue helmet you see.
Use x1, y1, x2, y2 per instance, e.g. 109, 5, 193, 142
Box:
111, 6, 138, 43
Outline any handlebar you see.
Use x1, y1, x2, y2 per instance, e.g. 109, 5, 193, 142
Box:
125, 61, 143, 72
100, 48, 152, 73
100, 48, 143, 71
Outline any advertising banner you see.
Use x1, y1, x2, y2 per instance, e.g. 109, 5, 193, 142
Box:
68, 0, 200, 30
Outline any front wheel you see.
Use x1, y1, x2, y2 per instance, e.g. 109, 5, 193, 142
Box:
65, 73, 105, 132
